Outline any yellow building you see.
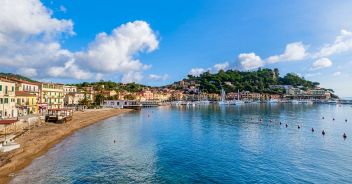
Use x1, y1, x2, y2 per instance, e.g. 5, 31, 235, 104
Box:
38, 83, 64, 110
15, 91, 37, 116
0, 78, 17, 119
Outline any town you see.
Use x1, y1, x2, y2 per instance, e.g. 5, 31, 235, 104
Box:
0, 68, 344, 120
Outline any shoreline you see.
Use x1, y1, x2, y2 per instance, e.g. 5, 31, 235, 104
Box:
0, 108, 132, 184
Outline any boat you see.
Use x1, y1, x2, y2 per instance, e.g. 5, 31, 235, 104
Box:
218, 88, 228, 105
0, 134, 20, 152
45, 108, 74, 124
268, 99, 279, 103
299, 99, 313, 104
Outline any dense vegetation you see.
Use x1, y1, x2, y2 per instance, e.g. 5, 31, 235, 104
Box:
187, 68, 320, 94
70, 81, 150, 92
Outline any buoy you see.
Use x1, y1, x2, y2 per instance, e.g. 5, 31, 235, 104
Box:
333, 118, 335, 121
298, 125, 300, 129
322, 117, 324, 119
285, 124, 288, 128
311, 128, 314, 132
345, 119, 348, 122
322, 130, 325, 136
279, 122, 282, 125
343, 133, 347, 139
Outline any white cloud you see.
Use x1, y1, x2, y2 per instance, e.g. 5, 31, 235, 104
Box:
75, 21, 159, 79
148, 74, 169, 81
238, 52, 263, 70
0, 0, 73, 37
315, 29, 352, 58
47, 59, 93, 80
213, 62, 229, 72
188, 68, 207, 76
311, 58, 333, 70
16, 68, 38, 78
332, 71, 341, 76
267, 42, 307, 63
121, 71, 143, 83
0, 0, 159, 82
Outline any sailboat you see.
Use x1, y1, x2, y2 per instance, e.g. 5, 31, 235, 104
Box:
218, 88, 229, 105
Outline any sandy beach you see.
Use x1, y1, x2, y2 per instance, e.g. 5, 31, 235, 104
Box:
0, 108, 132, 184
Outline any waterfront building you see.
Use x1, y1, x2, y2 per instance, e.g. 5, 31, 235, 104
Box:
240, 91, 261, 100
38, 83, 64, 110
101, 100, 140, 109
15, 91, 37, 116
0, 78, 17, 119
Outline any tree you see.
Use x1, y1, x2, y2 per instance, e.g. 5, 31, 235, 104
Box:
94, 94, 105, 105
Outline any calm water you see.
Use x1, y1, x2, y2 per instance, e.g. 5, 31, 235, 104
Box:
11, 104, 352, 183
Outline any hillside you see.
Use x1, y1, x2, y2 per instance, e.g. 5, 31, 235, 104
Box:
185, 68, 321, 94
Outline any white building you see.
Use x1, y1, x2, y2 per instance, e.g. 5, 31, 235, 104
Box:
101, 100, 140, 109
0, 78, 17, 119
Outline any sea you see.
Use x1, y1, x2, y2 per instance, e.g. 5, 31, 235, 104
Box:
11, 104, 352, 183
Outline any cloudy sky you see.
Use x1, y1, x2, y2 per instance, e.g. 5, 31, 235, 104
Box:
1, 0, 352, 97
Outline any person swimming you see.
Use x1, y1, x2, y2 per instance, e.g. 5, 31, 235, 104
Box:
343, 133, 347, 139
322, 117, 324, 119
298, 125, 301, 129
345, 119, 348, 122
285, 124, 288, 128
311, 128, 314, 132
322, 130, 326, 136
333, 118, 335, 121
279, 122, 282, 125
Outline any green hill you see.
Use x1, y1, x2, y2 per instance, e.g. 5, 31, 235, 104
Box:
186, 68, 320, 94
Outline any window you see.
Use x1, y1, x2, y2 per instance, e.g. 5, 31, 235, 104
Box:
0, 98, 2, 104
0, 85, 2, 91
12, 86, 14, 92
4, 98, 8, 104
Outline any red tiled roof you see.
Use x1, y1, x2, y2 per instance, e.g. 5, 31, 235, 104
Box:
0, 120, 18, 125
15, 91, 36, 96
0, 77, 16, 83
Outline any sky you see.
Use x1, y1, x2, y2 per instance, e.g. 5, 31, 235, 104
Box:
1, 0, 352, 97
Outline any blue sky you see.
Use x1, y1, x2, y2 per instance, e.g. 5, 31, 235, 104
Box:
1, 0, 352, 97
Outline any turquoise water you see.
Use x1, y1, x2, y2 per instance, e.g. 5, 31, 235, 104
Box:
11, 104, 352, 183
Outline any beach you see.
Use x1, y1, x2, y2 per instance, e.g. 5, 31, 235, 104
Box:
0, 108, 132, 184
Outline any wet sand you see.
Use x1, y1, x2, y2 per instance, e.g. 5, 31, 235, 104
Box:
0, 108, 132, 183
